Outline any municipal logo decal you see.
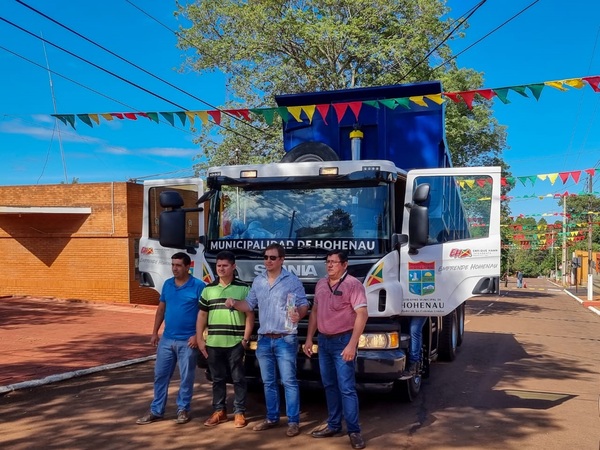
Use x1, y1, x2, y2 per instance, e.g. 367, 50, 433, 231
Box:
408, 261, 435, 296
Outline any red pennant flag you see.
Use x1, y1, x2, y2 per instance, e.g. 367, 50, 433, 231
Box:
207, 110, 221, 125
443, 92, 462, 103
316, 104, 330, 124
111, 113, 124, 119
582, 76, 600, 92
124, 113, 138, 120
332, 103, 349, 123
559, 172, 570, 184
476, 178, 486, 187
570, 170, 581, 183
501, 178, 507, 186
347, 101, 362, 120
459, 91, 476, 109
476, 89, 496, 100
584, 168, 596, 177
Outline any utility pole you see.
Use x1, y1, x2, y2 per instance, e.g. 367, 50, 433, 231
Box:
587, 173, 594, 300
562, 195, 568, 286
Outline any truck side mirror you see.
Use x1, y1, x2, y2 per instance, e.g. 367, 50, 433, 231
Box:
412, 183, 430, 205
408, 205, 429, 254
160, 191, 184, 208
159, 210, 186, 249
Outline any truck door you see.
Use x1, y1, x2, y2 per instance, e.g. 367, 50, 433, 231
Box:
399, 167, 501, 316
138, 178, 212, 293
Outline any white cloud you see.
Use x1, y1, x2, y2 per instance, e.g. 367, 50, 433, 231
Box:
0, 118, 103, 144
99, 146, 198, 158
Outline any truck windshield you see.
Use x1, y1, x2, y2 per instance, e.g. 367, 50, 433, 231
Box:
205, 184, 390, 256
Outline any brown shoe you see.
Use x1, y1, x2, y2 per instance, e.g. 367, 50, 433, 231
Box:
136, 410, 163, 425
234, 413, 247, 428
174, 410, 190, 424
286, 423, 300, 437
204, 409, 228, 427
252, 419, 279, 431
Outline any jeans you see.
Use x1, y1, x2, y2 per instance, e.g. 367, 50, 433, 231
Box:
318, 332, 360, 434
255, 334, 300, 424
150, 337, 198, 415
207, 343, 247, 414
409, 317, 427, 364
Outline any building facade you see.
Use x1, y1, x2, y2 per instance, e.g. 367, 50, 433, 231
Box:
0, 182, 158, 305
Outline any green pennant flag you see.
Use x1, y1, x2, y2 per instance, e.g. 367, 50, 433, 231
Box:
518, 176, 529, 186
363, 100, 380, 109
511, 86, 529, 97
527, 175, 537, 185
159, 112, 175, 126
277, 107, 289, 122
379, 99, 397, 109
175, 112, 187, 127
527, 83, 544, 100
395, 97, 410, 109
252, 108, 276, 125
493, 88, 511, 104
54, 114, 76, 129
505, 176, 515, 185
76, 114, 93, 128
146, 112, 159, 123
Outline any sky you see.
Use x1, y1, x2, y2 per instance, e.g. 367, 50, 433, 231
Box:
1, 0, 599, 220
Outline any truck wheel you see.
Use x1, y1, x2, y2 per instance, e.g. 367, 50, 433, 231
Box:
280, 142, 339, 162
393, 373, 422, 402
457, 302, 465, 346
439, 310, 458, 361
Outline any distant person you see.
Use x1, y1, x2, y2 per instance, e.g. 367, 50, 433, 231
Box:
516, 271, 523, 288
197, 251, 253, 429
137, 252, 205, 425
226, 243, 308, 437
304, 250, 368, 450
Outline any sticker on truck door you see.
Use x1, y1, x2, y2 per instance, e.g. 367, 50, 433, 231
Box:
408, 262, 435, 295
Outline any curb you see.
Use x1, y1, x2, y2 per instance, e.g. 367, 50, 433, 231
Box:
0, 355, 156, 395
563, 289, 600, 317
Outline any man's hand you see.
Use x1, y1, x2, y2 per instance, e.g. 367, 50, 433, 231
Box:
341, 344, 357, 362
224, 298, 236, 310
303, 338, 314, 358
188, 335, 198, 349
150, 333, 159, 347
197, 337, 208, 358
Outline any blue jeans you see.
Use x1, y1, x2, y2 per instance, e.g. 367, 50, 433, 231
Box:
318, 332, 360, 434
409, 317, 427, 364
150, 337, 198, 415
255, 334, 300, 424
207, 343, 247, 414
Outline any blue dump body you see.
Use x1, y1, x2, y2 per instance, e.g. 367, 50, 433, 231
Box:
275, 81, 451, 170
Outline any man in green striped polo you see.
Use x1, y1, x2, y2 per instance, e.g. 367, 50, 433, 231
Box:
197, 251, 254, 428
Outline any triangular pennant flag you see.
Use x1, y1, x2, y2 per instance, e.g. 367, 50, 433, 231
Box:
76, 114, 93, 128
548, 173, 559, 185
443, 92, 462, 103
395, 97, 410, 109
409, 96, 428, 107
476, 89, 496, 100
459, 91, 476, 109
287, 106, 304, 122
236, 109, 251, 121
527, 175, 537, 185
362, 100, 380, 108
302, 105, 316, 123
207, 110, 221, 125
54, 114, 76, 128
145, 112, 159, 124
582, 76, 600, 92
111, 113, 125, 119
538, 174, 548, 181
493, 88, 511, 104
505, 176, 515, 185
564, 78, 585, 89
528, 84, 544, 100
476, 178, 486, 187
518, 176, 529, 186
185, 111, 196, 127
160, 112, 175, 126
123, 113, 137, 120
425, 93, 445, 104
175, 112, 187, 126
100, 113, 113, 121
195, 111, 207, 125
332, 103, 349, 123
584, 168, 596, 177
570, 170, 582, 183
510, 86, 529, 97
316, 104, 330, 124
559, 172, 570, 184
250, 108, 275, 125
465, 179, 475, 188
379, 99, 398, 109
276, 107, 289, 122
347, 101, 362, 120
544, 81, 568, 91
89, 114, 100, 125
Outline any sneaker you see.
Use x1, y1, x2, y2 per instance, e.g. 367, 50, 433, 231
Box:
234, 413, 247, 428
136, 411, 163, 425
204, 409, 228, 427
174, 410, 190, 424
252, 419, 279, 431
286, 423, 300, 437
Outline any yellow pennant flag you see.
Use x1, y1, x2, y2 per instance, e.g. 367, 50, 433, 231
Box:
545, 81, 568, 91
409, 96, 428, 107
100, 113, 113, 121
302, 105, 316, 123
287, 107, 304, 122
548, 173, 559, 185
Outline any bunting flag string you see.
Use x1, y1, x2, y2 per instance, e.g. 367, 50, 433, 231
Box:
52, 75, 600, 130
455, 167, 596, 189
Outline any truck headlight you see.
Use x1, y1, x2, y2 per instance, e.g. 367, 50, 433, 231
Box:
358, 332, 399, 349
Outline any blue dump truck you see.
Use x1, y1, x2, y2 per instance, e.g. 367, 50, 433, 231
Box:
139, 81, 501, 400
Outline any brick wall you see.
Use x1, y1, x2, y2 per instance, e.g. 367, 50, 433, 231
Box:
0, 182, 159, 305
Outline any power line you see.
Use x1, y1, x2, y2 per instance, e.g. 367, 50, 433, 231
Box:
15, 0, 268, 137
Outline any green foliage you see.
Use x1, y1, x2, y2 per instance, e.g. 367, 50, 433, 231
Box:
176, 0, 507, 173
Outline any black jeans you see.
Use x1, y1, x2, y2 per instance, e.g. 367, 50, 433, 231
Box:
207, 343, 247, 414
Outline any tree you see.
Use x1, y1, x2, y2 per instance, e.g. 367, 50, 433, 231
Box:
559, 193, 600, 250
175, 0, 507, 173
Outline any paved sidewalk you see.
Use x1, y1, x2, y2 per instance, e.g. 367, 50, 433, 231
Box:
0, 295, 157, 392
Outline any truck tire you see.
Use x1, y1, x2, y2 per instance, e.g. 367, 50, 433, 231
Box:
280, 142, 339, 162
393, 373, 422, 402
439, 310, 458, 361
457, 302, 465, 346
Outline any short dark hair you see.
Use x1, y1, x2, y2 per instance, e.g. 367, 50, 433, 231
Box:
326, 250, 348, 263
216, 250, 236, 264
171, 252, 191, 266
265, 243, 285, 258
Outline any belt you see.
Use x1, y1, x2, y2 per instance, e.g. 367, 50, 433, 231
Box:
261, 333, 289, 339
320, 330, 352, 339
